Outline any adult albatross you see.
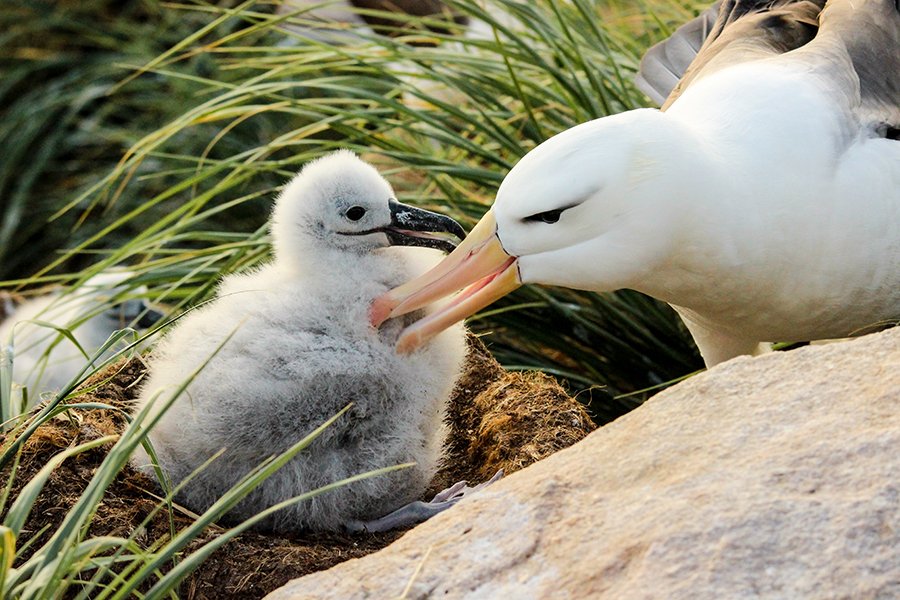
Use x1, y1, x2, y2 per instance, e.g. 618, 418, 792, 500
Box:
371, 0, 900, 367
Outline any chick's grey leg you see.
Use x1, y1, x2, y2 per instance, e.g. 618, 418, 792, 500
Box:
346, 469, 503, 534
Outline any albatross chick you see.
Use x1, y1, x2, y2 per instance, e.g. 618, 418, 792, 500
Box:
131, 151, 480, 533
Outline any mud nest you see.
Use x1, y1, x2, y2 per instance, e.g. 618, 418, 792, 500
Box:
0, 334, 595, 599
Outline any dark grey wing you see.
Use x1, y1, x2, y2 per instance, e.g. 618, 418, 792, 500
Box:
634, 2, 720, 106
809, 0, 900, 137
637, 0, 825, 109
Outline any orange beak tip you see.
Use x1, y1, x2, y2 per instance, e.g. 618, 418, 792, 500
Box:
395, 329, 422, 354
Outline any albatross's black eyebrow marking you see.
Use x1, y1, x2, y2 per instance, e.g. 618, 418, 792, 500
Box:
524, 209, 563, 224
522, 199, 589, 224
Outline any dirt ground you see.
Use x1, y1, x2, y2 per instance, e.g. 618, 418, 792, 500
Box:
1, 334, 595, 599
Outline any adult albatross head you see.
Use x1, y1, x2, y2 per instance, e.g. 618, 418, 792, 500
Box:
370, 109, 680, 352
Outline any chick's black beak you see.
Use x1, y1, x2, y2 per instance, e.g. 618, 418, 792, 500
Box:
383, 199, 466, 254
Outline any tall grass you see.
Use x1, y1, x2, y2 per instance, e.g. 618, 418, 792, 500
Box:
0, 0, 275, 281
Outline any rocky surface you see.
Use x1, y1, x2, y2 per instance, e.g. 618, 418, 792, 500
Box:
268, 327, 900, 600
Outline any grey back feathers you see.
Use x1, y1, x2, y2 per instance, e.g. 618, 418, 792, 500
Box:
636, 0, 898, 137
638, 0, 826, 108
815, 0, 900, 132
130, 151, 467, 533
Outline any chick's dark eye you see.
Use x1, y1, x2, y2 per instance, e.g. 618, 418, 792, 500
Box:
345, 206, 366, 221
525, 209, 562, 224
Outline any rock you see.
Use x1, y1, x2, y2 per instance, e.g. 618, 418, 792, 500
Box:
267, 327, 900, 600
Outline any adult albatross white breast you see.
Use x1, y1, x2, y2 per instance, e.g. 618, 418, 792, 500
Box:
371, 0, 900, 367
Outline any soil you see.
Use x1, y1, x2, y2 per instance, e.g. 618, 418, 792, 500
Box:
0, 334, 595, 599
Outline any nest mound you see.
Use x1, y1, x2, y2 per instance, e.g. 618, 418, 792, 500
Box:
1, 335, 595, 599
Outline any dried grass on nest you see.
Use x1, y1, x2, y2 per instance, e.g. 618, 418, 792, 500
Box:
435, 336, 596, 486
1, 334, 595, 599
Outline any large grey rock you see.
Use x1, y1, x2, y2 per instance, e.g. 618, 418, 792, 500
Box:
267, 328, 900, 600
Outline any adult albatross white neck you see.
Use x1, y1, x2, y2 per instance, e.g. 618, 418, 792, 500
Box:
371, 0, 900, 367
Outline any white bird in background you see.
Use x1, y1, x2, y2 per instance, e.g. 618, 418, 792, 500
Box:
277, 0, 468, 44
277, 0, 519, 109
372, 0, 900, 367
0, 271, 159, 410
131, 151, 484, 534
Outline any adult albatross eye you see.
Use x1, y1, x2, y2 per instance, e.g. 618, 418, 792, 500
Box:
345, 206, 367, 221
525, 209, 563, 224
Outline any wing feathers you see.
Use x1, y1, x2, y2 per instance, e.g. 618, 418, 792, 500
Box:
636, 0, 825, 108
813, 0, 900, 132
635, 3, 719, 106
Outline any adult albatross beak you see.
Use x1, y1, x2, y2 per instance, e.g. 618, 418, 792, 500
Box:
371, 210, 522, 353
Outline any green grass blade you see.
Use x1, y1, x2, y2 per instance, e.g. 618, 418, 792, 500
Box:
2, 436, 117, 538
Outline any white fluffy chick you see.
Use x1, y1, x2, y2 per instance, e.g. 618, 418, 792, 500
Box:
0, 271, 158, 409
131, 151, 473, 533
